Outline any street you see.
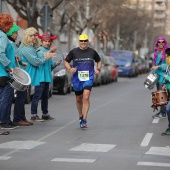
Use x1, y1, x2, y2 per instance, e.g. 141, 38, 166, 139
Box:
0, 75, 170, 170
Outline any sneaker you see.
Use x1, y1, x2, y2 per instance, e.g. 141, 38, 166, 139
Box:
42, 115, 55, 120
30, 115, 44, 122
0, 130, 10, 135
0, 123, 17, 130
9, 121, 19, 128
152, 112, 167, 119
161, 127, 170, 136
79, 117, 83, 128
82, 119, 88, 128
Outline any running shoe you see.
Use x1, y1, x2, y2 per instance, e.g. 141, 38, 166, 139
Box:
161, 127, 170, 136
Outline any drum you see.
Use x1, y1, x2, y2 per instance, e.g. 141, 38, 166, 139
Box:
144, 73, 159, 90
8, 67, 31, 91
151, 90, 169, 107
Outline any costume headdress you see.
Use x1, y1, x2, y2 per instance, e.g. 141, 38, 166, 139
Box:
22, 27, 40, 47
38, 33, 58, 41
153, 36, 168, 65
6, 24, 20, 36
0, 13, 13, 33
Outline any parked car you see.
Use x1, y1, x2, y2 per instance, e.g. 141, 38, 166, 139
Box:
52, 51, 72, 95
109, 50, 138, 77
107, 56, 118, 82
104, 56, 112, 83
99, 53, 110, 84
93, 62, 102, 86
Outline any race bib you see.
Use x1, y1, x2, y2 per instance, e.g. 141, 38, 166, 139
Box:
78, 71, 89, 81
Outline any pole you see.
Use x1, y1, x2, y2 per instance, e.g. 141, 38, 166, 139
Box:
115, 24, 120, 50
44, 3, 48, 32
0, 0, 2, 14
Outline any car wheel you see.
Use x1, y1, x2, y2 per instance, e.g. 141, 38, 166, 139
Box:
67, 84, 72, 93
25, 88, 31, 104
49, 89, 52, 97
59, 79, 68, 95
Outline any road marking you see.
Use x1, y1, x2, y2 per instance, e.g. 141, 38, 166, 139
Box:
0, 140, 45, 150
70, 143, 116, 152
0, 156, 11, 160
137, 162, 170, 167
146, 147, 170, 156
0, 96, 123, 157
51, 158, 96, 163
152, 119, 159, 123
140, 133, 153, 147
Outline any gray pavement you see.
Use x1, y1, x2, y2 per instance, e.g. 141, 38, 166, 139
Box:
0, 75, 170, 170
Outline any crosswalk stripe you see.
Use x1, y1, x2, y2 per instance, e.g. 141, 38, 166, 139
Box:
137, 162, 170, 167
51, 158, 96, 163
146, 147, 170, 156
70, 143, 116, 152
0, 156, 11, 160
140, 133, 153, 147
152, 119, 159, 123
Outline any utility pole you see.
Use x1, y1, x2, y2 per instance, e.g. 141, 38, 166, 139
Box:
0, 0, 2, 13
115, 24, 120, 50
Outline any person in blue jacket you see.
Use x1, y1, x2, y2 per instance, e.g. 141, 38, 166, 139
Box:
18, 27, 55, 122
6, 24, 33, 126
0, 14, 16, 132
151, 36, 168, 119
31, 33, 61, 121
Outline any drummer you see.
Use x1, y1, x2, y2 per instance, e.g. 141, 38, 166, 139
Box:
150, 37, 168, 119
151, 48, 170, 136
161, 48, 170, 136
18, 27, 55, 122
6, 24, 33, 126
0, 14, 16, 132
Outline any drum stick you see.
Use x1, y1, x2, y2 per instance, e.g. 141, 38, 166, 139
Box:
13, 72, 23, 80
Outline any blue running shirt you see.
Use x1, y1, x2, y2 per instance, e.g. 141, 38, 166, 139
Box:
65, 47, 101, 83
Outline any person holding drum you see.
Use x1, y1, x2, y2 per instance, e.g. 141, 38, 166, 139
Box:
30, 33, 61, 121
0, 14, 16, 132
6, 24, 33, 126
18, 27, 55, 122
150, 36, 168, 119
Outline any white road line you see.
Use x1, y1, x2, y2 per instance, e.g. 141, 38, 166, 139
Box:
0, 94, 127, 157
137, 162, 170, 167
152, 119, 159, 123
51, 158, 96, 163
70, 143, 116, 152
0, 156, 11, 160
146, 147, 170, 156
140, 133, 153, 147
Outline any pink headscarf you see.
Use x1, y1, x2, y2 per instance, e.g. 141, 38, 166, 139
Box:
152, 36, 168, 65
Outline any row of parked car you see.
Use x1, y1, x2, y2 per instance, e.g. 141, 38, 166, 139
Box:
23, 49, 150, 103
109, 50, 150, 77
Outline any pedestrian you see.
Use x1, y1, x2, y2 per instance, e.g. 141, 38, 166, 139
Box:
151, 36, 168, 119
0, 13, 16, 132
6, 24, 33, 126
18, 27, 55, 122
161, 48, 170, 135
64, 34, 102, 128
30, 33, 61, 121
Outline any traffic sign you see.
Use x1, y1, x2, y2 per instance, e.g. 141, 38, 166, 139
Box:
40, 2, 53, 32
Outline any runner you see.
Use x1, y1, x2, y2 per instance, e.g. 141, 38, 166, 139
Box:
64, 34, 102, 128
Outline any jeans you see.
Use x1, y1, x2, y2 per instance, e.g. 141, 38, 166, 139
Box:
13, 90, 27, 122
31, 82, 49, 115
166, 101, 170, 128
156, 82, 166, 113
0, 84, 14, 123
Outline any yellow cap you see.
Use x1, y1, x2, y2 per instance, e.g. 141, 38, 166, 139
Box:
79, 34, 88, 40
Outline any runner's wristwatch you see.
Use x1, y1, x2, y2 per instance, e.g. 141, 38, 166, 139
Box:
97, 68, 101, 72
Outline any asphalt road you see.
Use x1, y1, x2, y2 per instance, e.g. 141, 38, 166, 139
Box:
0, 75, 170, 170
